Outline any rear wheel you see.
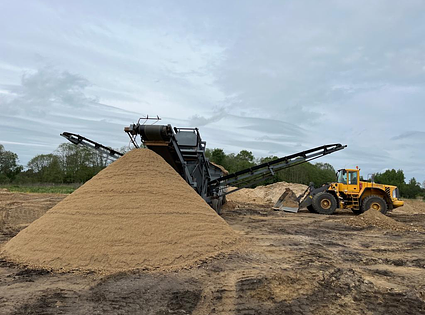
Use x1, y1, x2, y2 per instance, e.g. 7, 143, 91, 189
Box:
312, 192, 337, 215
361, 195, 387, 215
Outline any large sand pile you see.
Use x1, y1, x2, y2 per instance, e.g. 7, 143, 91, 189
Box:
344, 209, 421, 232
1, 149, 239, 274
226, 182, 308, 205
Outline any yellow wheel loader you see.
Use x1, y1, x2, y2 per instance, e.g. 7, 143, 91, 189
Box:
274, 168, 404, 215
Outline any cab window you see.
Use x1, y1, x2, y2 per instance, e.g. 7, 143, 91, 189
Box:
348, 171, 358, 185
337, 170, 347, 184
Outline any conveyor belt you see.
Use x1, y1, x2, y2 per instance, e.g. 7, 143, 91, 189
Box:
208, 143, 347, 194
60, 132, 123, 160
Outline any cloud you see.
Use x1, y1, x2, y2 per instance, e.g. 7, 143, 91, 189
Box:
188, 107, 227, 126
391, 131, 425, 141
0, 66, 97, 116
0, 66, 150, 165
0, 140, 49, 147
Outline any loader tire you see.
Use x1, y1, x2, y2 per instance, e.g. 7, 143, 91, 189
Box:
212, 199, 222, 215
312, 192, 337, 215
361, 195, 387, 215
307, 205, 317, 213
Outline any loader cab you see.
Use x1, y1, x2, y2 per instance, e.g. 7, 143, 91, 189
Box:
336, 168, 360, 194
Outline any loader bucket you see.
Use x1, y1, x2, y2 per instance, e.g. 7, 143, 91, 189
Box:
273, 188, 300, 213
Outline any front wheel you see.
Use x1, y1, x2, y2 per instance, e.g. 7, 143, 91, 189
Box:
361, 195, 388, 215
312, 192, 337, 215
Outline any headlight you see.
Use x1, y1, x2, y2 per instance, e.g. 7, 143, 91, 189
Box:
392, 188, 399, 198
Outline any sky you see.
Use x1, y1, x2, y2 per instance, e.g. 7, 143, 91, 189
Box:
0, 0, 424, 184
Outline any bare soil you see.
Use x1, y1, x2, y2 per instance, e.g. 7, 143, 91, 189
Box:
0, 191, 424, 315
0, 190, 65, 242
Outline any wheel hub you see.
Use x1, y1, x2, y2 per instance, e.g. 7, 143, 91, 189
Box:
321, 199, 331, 210
371, 202, 381, 211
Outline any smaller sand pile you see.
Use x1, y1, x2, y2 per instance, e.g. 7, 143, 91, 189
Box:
227, 182, 308, 205
395, 199, 425, 215
345, 209, 420, 232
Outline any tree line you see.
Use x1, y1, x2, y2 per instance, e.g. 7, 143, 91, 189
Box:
0, 143, 424, 199
0, 143, 112, 184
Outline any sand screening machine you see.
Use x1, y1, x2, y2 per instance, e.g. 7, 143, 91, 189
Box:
61, 118, 346, 214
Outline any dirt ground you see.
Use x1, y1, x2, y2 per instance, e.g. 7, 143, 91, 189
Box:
0, 190, 424, 315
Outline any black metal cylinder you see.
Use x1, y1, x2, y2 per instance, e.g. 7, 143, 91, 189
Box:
137, 124, 172, 142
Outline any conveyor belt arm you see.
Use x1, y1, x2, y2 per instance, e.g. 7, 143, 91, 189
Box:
60, 132, 124, 161
208, 143, 346, 195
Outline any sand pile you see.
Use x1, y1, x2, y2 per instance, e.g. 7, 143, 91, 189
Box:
345, 209, 421, 232
1, 149, 239, 274
394, 199, 425, 215
226, 182, 308, 205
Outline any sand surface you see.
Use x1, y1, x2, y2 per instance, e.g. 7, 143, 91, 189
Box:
1, 149, 239, 274
0, 191, 65, 237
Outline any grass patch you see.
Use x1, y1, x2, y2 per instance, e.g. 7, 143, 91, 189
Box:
1, 184, 79, 194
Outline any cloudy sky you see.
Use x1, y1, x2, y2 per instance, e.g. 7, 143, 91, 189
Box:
0, 1, 424, 183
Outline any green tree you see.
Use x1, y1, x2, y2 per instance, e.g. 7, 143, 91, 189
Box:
0, 144, 23, 183
24, 143, 110, 184
209, 148, 226, 166
56, 143, 108, 183
313, 163, 336, 185
27, 154, 63, 183
234, 150, 255, 171
374, 169, 405, 188
402, 177, 422, 199
259, 156, 279, 164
